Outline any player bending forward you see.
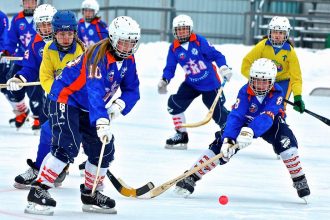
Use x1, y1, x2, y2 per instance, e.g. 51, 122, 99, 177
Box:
175, 58, 310, 202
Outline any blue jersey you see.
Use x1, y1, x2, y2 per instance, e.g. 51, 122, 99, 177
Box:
162, 33, 227, 91
48, 48, 140, 125
223, 83, 285, 140
78, 18, 108, 47
0, 10, 9, 51
5, 11, 36, 65
16, 34, 45, 82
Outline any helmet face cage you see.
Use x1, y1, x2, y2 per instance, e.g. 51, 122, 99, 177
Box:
22, 0, 38, 16
268, 16, 291, 48
81, 0, 99, 22
249, 58, 277, 96
108, 16, 141, 59
33, 4, 57, 42
172, 15, 193, 43
52, 10, 78, 52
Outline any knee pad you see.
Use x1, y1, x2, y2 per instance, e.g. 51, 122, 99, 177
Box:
167, 95, 186, 115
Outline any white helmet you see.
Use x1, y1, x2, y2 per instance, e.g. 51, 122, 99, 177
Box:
108, 16, 141, 59
33, 4, 57, 42
81, 0, 99, 14
172, 14, 193, 43
268, 16, 291, 48
249, 58, 277, 96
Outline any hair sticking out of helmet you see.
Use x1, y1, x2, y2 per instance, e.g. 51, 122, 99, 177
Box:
52, 10, 78, 52
81, 0, 100, 22
22, 0, 38, 16
249, 58, 277, 96
268, 16, 291, 48
172, 14, 193, 43
108, 16, 141, 59
33, 4, 57, 42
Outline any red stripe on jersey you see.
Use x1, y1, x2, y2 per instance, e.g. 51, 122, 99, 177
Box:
57, 56, 88, 103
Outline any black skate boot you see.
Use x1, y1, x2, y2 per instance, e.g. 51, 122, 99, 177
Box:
25, 182, 56, 216
165, 130, 189, 150
14, 159, 38, 189
293, 175, 310, 203
175, 173, 200, 197
78, 160, 86, 176
80, 184, 117, 214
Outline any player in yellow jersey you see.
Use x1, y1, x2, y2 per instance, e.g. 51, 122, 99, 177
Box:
241, 16, 305, 113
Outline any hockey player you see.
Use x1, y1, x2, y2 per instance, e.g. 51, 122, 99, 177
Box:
78, 0, 108, 47
24, 16, 141, 215
0, 10, 9, 96
241, 16, 305, 114
6, 4, 57, 130
3, 0, 39, 129
175, 58, 310, 202
13, 9, 85, 189
157, 14, 232, 150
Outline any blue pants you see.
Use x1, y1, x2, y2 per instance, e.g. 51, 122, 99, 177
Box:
167, 82, 229, 128
48, 100, 115, 167
35, 120, 52, 168
209, 114, 298, 163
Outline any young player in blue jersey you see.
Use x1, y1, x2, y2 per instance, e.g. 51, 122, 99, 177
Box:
0, 10, 9, 96
78, 0, 108, 47
6, 4, 58, 131
24, 16, 141, 216
13, 9, 85, 189
175, 58, 310, 202
157, 14, 232, 150
3, 0, 39, 129
242, 16, 305, 114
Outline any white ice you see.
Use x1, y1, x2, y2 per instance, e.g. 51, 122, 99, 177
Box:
0, 43, 330, 220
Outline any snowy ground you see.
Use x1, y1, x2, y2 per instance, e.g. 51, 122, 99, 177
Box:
0, 43, 330, 220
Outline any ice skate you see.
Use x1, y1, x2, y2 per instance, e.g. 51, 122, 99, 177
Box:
12, 109, 30, 129
14, 159, 38, 189
174, 173, 200, 197
31, 117, 41, 135
80, 184, 117, 214
293, 175, 310, 203
24, 182, 56, 216
165, 130, 188, 150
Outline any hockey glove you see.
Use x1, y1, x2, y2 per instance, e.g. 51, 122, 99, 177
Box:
96, 118, 112, 144
6, 75, 27, 91
293, 95, 305, 113
157, 78, 168, 94
221, 138, 236, 161
0, 50, 10, 64
106, 99, 125, 121
236, 127, 254, 149
219, 65, 232, 82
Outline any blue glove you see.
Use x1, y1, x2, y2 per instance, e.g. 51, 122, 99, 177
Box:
293, 95, 305, 113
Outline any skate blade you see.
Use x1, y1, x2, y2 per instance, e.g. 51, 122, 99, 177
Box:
165, 144, 187, 150
24, 202, 54, 216
82, 204, 117, 214
13, 182, 31, 190
301, 196, 309, 204
33, 129, 40, 136
174, 186, 192, 198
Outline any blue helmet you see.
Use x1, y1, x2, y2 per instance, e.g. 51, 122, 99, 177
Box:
52, 10, 78, 33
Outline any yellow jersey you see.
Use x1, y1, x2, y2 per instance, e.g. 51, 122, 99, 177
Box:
40, 41, 84, 93
241, 38, 302, 96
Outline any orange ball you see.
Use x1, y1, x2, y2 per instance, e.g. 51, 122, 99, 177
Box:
218, 195, 228, 205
